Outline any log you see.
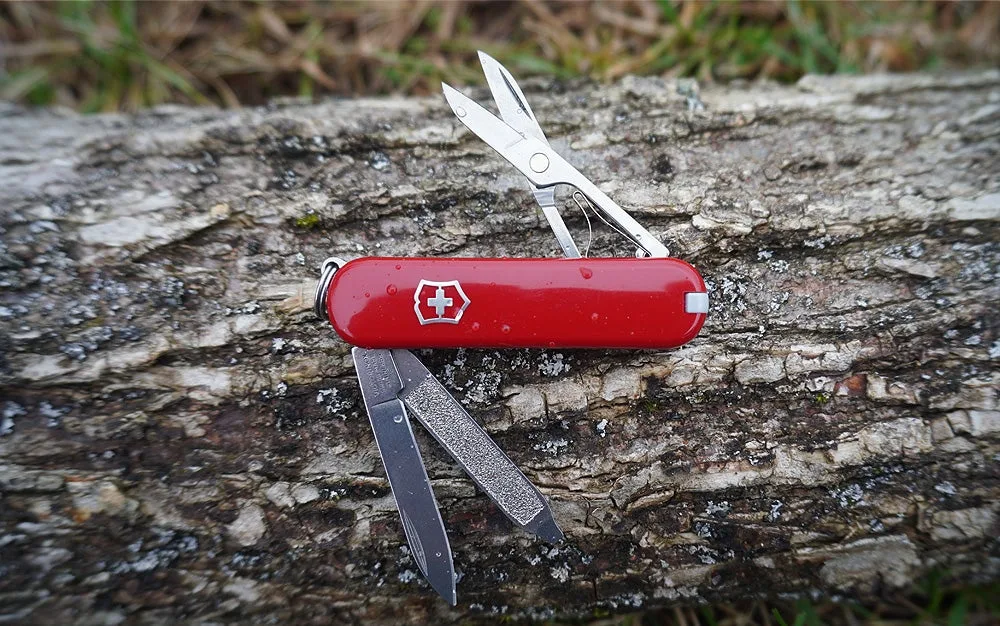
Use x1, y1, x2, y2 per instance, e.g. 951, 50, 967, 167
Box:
1, 70, 998, 624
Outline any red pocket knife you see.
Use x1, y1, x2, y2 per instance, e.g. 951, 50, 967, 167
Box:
323, 256, 706, 349
313, 52, 708, 604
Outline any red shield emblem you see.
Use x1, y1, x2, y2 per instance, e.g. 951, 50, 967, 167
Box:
413, 280, 470, 325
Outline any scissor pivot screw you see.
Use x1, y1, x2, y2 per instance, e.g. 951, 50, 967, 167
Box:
529, 153, 549, 173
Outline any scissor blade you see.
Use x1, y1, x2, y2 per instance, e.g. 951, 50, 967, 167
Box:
391, 349, 564, 543
352, 348, 456, 605
478, 50, 548, 145
442, 82, 530, 157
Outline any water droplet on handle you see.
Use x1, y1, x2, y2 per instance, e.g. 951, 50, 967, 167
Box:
580, 267, 593, 279
386, 284, 397, 295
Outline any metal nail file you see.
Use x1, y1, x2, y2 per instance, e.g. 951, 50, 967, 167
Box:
390, 349, 563, 543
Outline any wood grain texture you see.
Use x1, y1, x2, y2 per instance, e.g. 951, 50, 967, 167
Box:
1, 70, 998, 624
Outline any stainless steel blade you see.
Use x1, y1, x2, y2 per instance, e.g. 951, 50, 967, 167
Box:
352, 347, 456, 605
442, 82, 530, 156
478, 50, 548, 145
390, 349, 564, 543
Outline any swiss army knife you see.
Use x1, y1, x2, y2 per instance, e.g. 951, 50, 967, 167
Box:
313, 52, 708, 604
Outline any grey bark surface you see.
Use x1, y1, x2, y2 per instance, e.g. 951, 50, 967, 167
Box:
1, 70, 998, 624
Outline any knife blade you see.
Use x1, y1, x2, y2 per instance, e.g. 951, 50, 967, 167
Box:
352, 347, 456, 605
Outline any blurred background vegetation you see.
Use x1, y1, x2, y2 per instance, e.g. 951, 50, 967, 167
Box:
2, 0, 999, 112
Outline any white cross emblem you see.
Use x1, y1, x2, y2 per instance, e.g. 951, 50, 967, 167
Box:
426, 287, 453, 317
413, 279, 470, 325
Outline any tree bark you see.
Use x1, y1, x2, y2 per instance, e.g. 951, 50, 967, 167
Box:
1, 70, 998, 624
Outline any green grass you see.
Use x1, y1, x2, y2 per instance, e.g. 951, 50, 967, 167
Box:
2, 0, 210, 111
2, 1, 998, 111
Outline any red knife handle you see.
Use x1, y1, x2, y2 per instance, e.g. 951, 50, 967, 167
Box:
324, 257, 707, 350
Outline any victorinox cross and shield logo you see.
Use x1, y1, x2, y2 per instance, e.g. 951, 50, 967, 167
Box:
414, 279, 471, 325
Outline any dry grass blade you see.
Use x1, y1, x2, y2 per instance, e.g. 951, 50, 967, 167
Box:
0, 1, 997, 110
